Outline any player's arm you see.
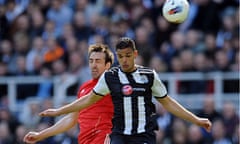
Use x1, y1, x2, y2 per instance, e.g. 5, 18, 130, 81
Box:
156, 96, 211, 132
39, 91, 103, 117
151, 70, 211, 132
24, 112, 78, 143
40, 72, 109, 117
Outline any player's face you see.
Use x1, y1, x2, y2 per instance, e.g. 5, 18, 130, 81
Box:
116, 47, 138, 72
89, 52, 110, 79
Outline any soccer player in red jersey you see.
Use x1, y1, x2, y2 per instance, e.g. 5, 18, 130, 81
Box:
23, 44, 114, 144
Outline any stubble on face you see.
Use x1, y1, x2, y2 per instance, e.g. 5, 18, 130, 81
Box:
89, 52, 107, 79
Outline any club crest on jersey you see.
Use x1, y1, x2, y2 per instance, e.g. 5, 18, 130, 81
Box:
122, 85, 133, 95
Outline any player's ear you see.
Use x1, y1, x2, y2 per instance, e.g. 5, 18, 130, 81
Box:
106, 62, 111, 69
134, 50, 138, 59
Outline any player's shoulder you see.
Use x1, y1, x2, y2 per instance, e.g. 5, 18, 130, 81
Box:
79, 79, 94, 89
106, 66, 120, 74
136, 65, 154, 74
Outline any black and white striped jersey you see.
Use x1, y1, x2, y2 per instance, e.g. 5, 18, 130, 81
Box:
93, 65, 167, 135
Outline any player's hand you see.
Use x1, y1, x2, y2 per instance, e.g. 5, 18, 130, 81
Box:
39, 108, 60, 117
23, 131, 41, 144
197, 118, 212, 132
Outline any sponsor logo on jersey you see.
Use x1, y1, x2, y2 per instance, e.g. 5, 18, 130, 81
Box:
122, 85, 133, 95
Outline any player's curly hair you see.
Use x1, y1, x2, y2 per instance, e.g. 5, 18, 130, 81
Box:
88, 44, 114, 65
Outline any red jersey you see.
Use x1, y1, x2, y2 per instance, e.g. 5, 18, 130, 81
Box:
77, 79, 113, 144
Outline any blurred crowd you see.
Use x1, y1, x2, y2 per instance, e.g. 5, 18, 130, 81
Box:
0, 0, 239, 76
0, 0, 239, 143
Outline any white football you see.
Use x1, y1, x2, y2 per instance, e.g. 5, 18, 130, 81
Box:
162, 0, 189, 23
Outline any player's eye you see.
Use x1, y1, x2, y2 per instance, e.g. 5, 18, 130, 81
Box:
118, 55, 123, 58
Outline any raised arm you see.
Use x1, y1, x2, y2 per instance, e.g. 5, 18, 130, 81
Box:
24, 112, 78, 144
157, 95, 212, 132
39, 91, 103, 117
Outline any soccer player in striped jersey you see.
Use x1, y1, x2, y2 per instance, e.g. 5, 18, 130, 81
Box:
38, 37, 212, 144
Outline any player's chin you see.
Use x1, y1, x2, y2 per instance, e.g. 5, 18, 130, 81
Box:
91, 72, 100, 78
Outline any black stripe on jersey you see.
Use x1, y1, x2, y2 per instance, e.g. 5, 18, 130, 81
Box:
92, 89, 105, 96
155, 94, 168, 99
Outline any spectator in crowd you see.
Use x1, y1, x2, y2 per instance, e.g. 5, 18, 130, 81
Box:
13, 124, 28, 144
187, 124, 206, 144
135, 25, 154, 66
46, 0, 73, 36
169, 119, 188, 144
0, 106, 20, 136
184, 29, 204, 53
0, 121, 14, 143
214, 49, 231, 71
231, 124, 239, 144
20, 98, 41, 129
197, 96, 222, 141
230, 51, 239, 71
155, 101, 174, 139
68, 52, 84, 75
5, 0, 29, 23
170, 56, 183, 73
0, 40, 13, 71
222, 101, 239, 138
43, 37, 64, 66
198, 96, 222, 122
211, 119, 232, 144
26, 37, 46, 74
149, 56, 167, 73
42, 20, 58, 40
216, 7, 237, 48
72, 11, 93, 41
36, 66, 53, 100
28, 9, 45, 39
0, 61, 9, 77
0, 4, 9, 40
9, 32, 30, 73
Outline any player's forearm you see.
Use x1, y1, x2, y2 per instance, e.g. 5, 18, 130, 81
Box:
38, 113, 78, 139
57, 91, 101, 115
158, 96, 200, 125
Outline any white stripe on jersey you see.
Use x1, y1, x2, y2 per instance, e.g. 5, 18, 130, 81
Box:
137, 96, 146, 133
132, 70, 149, 84
118, 70, 129, 84
123, 97, 132, 135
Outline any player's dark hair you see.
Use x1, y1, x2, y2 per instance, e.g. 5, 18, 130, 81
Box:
88, 44, 114, 65
116, 37, 136, 51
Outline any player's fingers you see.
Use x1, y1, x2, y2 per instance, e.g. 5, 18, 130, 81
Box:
39, 111, 47, 116
39, 109, 58, 117
23, 135, 33, 143
207, 121, 212, 132
39, 110, 51, 117
23, 133, 32, 141
204, 120, 212, 132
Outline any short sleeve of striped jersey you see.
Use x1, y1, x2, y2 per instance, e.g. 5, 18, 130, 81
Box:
151, 70, 167, 97
93, 72, 110, 96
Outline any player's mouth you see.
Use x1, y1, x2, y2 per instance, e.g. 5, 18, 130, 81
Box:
91, 69, 98, 74
122, 65, 129, 69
